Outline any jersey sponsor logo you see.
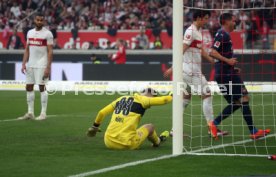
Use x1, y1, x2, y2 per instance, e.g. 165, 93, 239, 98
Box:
190, 40, 202, 49
214, 41, 221, 48
28, 38, 47, 46
115, 116, 124, 123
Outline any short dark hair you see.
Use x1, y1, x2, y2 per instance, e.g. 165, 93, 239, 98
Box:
219, 13, 233, 25
193, 10, 210, 20
141, 88, 158, 97
35, 12, 44, 18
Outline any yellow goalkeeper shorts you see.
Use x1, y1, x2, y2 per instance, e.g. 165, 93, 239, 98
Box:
104, 126, 149, 150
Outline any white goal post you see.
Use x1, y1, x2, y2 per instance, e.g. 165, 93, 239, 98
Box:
172, 0, 276, 157
172, 0, 184, 155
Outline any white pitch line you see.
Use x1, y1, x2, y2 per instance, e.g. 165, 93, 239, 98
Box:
187, 133, 276, 154
68, 154, 179, 177
0, 118, 21, 122
0, 114, 88, 123
68, 133, 276, 177
184, 152, 268, 158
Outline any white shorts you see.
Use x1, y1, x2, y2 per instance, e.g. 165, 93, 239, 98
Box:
183, 73, 210, 95
26, 67, 48, 85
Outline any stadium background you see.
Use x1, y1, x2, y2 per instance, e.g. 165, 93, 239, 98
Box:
0, 0, 275, 83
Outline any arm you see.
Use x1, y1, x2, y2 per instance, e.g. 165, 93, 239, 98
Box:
44, 32, 54, 78
164, 30, 192, 78
44, 44, 53, 79
164, 43, 189, 79
183, 43, 189, 54
149, 95, 172, 106
6, 36, 11, 49
94, 104, 114, 125
163, 67, 172, 78
21, 45, 29, 74
111, 47, 122, 61
201, 48, 214, 64
87, 104, 114, 137
145, 36, 149, 49
210, 49, 237, 66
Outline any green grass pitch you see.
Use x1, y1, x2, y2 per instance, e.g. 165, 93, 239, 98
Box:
0, 91, 276, 177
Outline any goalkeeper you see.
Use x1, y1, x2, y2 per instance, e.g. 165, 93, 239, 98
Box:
210, 13, 270, 139
87, 88, 171, 150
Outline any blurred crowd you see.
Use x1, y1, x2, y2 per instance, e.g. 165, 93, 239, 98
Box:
0, 0, 275, 49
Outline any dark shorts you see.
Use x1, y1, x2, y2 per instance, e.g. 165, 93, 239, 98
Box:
215, 73, 248, 104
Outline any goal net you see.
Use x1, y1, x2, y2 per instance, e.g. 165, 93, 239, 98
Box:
180, 0, 276, 157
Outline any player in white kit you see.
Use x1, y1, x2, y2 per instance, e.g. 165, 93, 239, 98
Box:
164, 10, 228, 138
18, 12, 53, 120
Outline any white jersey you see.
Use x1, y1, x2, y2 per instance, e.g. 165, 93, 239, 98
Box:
27, 27, 53, 68
183, 24, 203, 75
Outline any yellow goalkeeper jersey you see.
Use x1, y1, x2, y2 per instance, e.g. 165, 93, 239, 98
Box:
94, 93, 172, 146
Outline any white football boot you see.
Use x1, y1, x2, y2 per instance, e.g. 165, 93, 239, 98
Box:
17, 113, 35, 120
35, 113, 47, 121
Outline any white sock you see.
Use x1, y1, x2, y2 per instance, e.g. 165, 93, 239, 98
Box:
183, 98, 190, 111
40, 91, 48, 115
27, 91, 35, 114
202, 96, 214, 123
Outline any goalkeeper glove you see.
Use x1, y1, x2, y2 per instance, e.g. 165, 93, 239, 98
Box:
87, 124, 101, 137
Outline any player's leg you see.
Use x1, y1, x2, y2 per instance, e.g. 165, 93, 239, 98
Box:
183, 74, 192, 109
232, 75, 259, 135
35, 68, 48, 120
237, 95, 270, 139
18, 67, 35, 120
194, 74, 219, 138
104, 136, 128, 150
235, 80, 271, 139
134, 124, 169, 149
213, 75, 241, 126
38, 84, 48, 120
193, 75, 214, 123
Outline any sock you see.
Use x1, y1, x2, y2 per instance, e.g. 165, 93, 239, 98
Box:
183, 98, 190, 110
40, 91, 48, 115
202, 97, 214, 123
214, 104, 241, 126
148, 130, 160, 145
27, 91, 35, 114
241, 102, 258, 134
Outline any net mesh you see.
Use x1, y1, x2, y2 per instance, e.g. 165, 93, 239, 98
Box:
182, 0, 276, 156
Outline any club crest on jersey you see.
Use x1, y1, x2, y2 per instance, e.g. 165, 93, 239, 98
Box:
214, 41, 220, 48
186, 35, 191, 40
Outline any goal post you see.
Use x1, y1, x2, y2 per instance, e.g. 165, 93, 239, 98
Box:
172, 0, 184, 155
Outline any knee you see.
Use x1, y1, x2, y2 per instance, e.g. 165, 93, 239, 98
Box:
26, 85, 34, 91
183, 94, 191, 100
143, 124, 155, 135
39, 85, 46, 92
240, 95, 250, 103
202, 94, 211, 100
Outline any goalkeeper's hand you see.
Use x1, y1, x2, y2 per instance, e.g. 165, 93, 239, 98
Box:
87, 126, 101, 137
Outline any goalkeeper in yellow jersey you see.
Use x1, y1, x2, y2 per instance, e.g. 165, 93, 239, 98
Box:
87, 88, 172, 150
